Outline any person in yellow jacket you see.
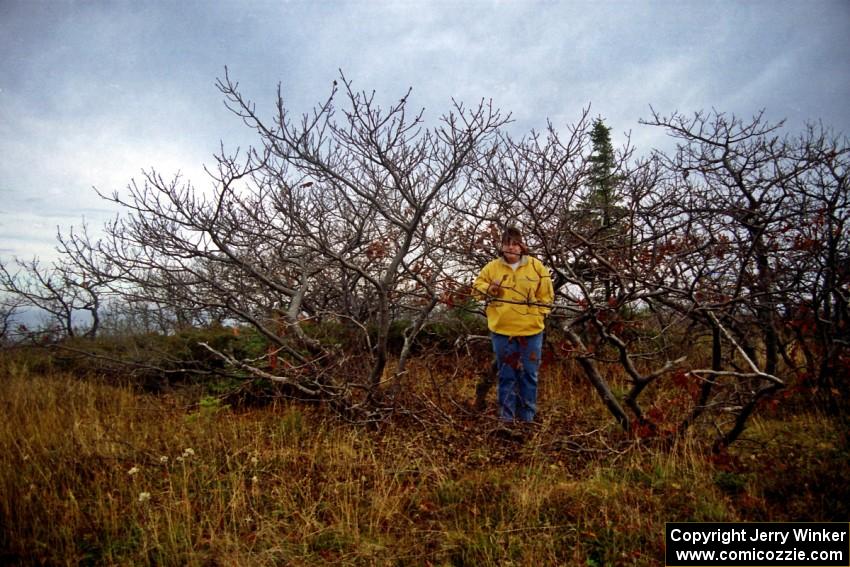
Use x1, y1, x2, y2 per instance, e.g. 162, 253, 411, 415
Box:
473, 226, 554, 422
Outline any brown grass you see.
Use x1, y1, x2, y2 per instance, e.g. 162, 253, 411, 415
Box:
1, 352, 846, 566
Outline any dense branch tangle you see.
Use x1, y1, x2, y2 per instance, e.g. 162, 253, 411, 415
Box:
200, 71, 509, 403
3, 74, 847, 447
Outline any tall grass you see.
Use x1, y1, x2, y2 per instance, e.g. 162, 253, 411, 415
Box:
1, 352, 846, 565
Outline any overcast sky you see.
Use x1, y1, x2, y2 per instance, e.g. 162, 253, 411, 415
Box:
2, 0, 849, 263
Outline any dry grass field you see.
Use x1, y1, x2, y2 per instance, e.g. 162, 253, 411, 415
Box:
1, 348, 847, 566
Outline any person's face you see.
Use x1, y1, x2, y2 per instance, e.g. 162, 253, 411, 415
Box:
501, 240, 522, 262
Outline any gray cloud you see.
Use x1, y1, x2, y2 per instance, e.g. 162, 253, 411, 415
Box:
1, 0, 848, 263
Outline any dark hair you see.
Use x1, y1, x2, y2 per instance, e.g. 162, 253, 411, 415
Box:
500, 226, 528, 255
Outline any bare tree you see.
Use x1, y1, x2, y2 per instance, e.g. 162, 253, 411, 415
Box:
643, 109, 848, 447
447, 106, 847, 449
0, 255, 103, 340
0, 294, 23, 344
776, 124, 850, 429
73, 71, 507, 412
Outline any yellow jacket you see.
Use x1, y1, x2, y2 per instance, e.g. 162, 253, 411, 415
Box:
473, 255, 554, 336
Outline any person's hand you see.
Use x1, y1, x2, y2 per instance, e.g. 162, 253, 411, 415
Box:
487, 276, 507, 296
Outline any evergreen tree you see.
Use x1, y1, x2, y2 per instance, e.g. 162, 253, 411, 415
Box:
587, 117, 620, 229
573, 117, 626, 301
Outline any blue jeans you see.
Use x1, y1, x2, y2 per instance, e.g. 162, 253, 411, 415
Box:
491, 332, 543, 422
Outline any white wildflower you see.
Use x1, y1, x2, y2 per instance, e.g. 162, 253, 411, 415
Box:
128, 466, 140, 476
251, 475, 259, 484
138, 492, 151, 503
182, 448, 195, 458
159, 456, 169, 464
250, 456, 259, 466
